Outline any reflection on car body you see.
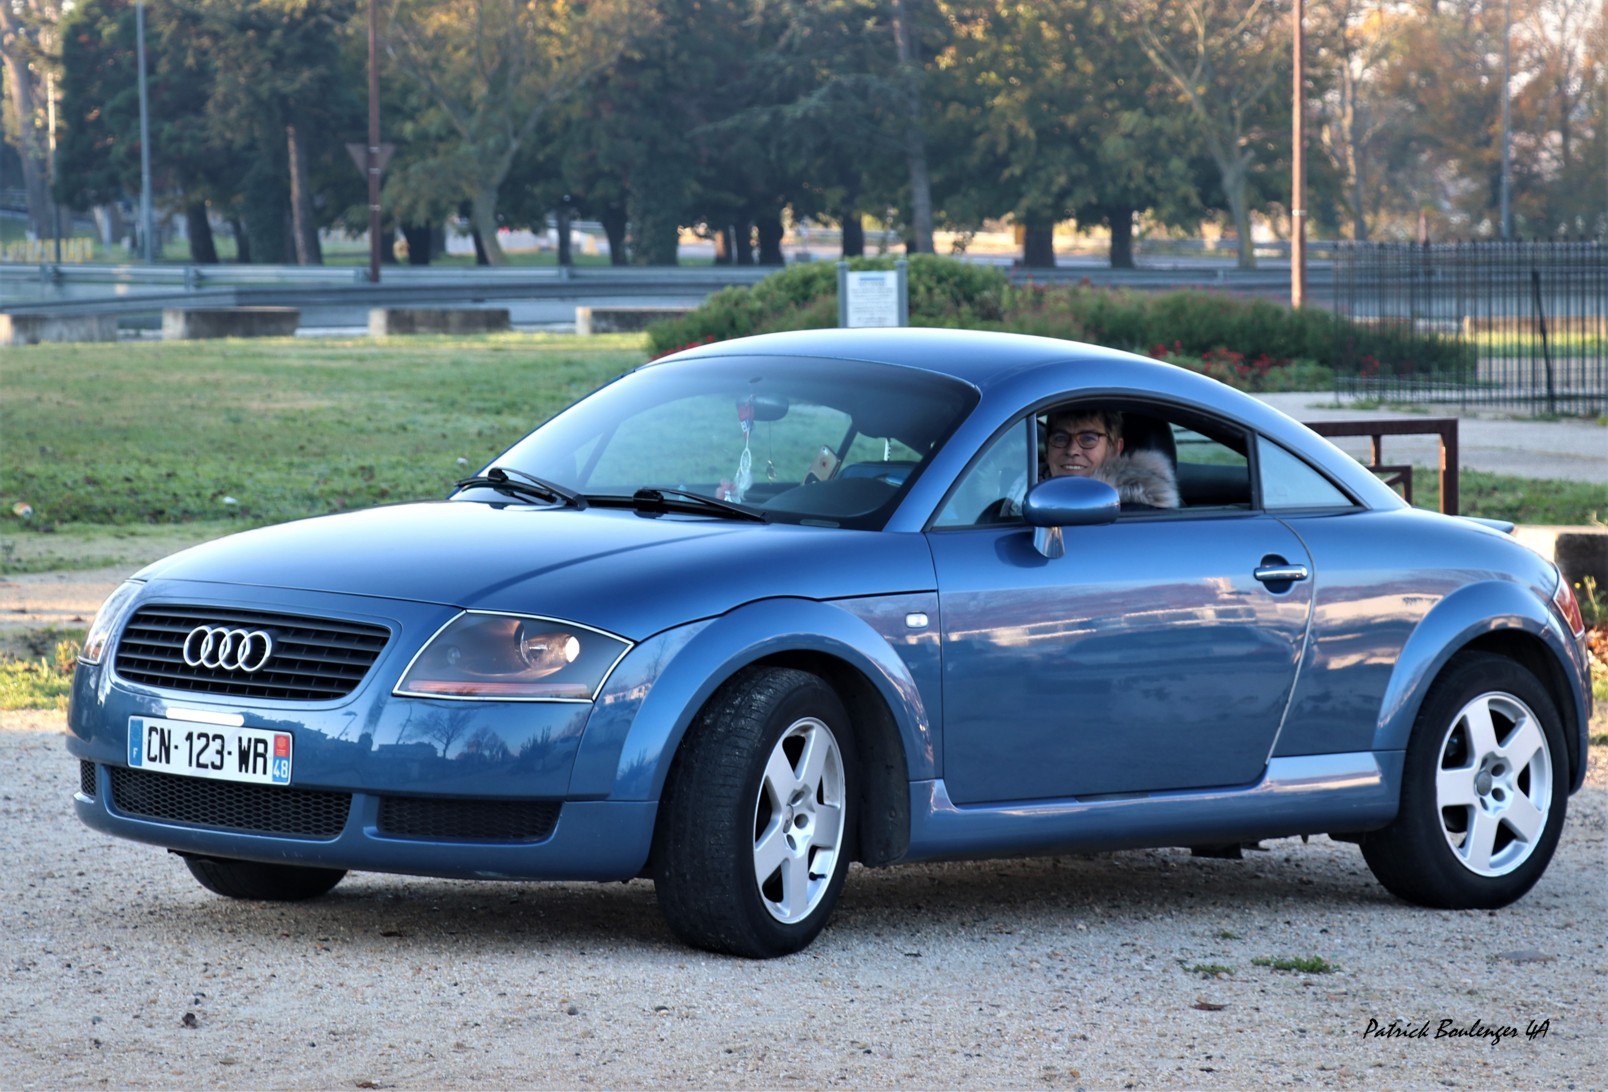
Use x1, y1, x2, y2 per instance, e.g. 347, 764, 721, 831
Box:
66, 328, 1594, 957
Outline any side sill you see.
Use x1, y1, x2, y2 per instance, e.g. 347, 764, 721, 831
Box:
901, 752, 1403, 863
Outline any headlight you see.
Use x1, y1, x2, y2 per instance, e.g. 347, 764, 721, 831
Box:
79, 581, 144, 666
394, 612, 632, 702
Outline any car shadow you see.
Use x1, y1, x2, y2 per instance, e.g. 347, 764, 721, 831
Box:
177, 839, 1393, 958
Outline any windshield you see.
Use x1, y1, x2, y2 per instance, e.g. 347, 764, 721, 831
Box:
482, 354, 977, 529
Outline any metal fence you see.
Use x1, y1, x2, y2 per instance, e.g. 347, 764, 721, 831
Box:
1332, 240, 1607, 416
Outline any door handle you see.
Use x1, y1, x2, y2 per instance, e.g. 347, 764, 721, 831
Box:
1254, 562, 1310, 585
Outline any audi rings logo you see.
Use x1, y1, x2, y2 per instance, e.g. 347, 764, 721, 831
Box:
183, 626, 275, 673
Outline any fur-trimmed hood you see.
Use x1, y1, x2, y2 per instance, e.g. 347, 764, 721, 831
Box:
1088, 448, 1180, 509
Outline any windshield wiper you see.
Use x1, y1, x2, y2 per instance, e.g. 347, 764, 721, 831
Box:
629, 487, 769, 523
455, 466, 587, 509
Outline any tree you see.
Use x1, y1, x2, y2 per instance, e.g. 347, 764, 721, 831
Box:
55, 0, 238, 261
1307, 0, 1404, 239
179, 0, 363, 265
1125, 0, 1289, 268
891, 0, 935, 252
1, 0, 63, 241
934, 0, 1203, 267
381, 0, 649, 265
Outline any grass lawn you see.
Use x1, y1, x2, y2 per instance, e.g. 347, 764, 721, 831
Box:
3, 332, 1602, 567
2, 333, 646, 553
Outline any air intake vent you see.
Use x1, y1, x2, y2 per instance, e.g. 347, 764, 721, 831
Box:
378, 796, 561, 843
109, 766, 350, 838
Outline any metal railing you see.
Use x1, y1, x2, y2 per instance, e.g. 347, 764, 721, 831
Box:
1331, 240, 1607, 416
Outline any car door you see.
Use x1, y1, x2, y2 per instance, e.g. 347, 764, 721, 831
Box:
926, 410, 1315, 805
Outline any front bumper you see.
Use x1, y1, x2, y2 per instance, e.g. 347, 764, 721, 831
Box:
71, 756, 658, 881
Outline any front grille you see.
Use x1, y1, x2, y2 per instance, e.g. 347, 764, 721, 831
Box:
114, 607, 390, 701
80, 760, 97, 798
109, 766, 350, 838
378, 796, 561, 843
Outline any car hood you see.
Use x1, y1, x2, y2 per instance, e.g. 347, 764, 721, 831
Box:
135, 501, 936, 639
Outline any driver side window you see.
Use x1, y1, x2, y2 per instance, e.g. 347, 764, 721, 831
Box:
932, 418, 1033, 528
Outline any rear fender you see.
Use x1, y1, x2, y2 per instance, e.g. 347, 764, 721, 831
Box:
1374, 579, 1590, 790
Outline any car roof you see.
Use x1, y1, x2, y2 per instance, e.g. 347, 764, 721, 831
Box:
654, 326, 1128, 389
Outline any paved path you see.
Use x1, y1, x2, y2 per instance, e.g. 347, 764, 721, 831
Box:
1257, 394, 1608, 485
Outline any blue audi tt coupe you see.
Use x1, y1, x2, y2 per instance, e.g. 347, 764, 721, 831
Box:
67, 328, 1594, 957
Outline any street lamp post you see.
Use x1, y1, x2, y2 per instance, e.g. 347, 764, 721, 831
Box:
367, 0, 381, 283
136, 0, 155, 262
1291, 0, 1306, 308
1500, 0, 1512, 240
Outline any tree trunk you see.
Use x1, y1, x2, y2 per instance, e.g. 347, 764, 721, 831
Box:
556, 205, 572, 266
185, 202, 219, 264
380, 216, 398, 264
1224, 173, 1256, 270
711, 226, 731, 264
1022, 222, 1057, 268
470, 186, 506, 265
0, 12, 52, 241
242, 154, 290, 263
286, 124, 322, 265
839, 210, 865, 257
1105, 205, 1135, 268
94, 204, 127, 247
733, 220, 754, 265
1205, 145, 1257, 270
891, 0, 933, 254
756, 211, 785, 265
601, 209, 629, 265
629, 195, 681, 266
402, 221, 434, 265
228, 217, 252, 263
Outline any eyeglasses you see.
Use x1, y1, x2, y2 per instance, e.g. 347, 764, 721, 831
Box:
1048, 429, 1108, 450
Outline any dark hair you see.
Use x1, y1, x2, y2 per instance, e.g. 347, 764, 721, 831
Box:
1048, 406, 1123, 445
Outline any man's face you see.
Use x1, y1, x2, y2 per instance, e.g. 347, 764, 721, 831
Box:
1046, 414, 1122, 477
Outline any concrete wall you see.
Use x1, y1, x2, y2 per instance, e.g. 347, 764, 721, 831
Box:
1513, 526, 1607, 595
1, 313, 119, 345
575, 305, 690, 336
163, 308, 300, 340
369, 308, 511, 336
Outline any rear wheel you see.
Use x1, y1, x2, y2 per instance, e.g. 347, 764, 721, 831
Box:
1362, 653, 1567, 909
653, 667, 855, 958
181, 855, 347, 901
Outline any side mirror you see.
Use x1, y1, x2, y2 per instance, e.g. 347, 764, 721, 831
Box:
1023, 476, 1119, 559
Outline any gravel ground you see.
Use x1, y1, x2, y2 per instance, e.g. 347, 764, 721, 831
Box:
2, 713, 1603, 1090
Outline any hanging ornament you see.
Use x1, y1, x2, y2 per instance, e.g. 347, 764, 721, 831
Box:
729, 397, 756, 503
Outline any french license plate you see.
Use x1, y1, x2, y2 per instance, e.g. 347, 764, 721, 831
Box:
128, 717, 292, 786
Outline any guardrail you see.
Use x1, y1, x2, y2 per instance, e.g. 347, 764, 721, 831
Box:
0, 262, 775, 316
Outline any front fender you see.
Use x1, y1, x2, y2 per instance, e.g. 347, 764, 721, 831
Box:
1373, 578, 1590, 788
568, 596, 939, 801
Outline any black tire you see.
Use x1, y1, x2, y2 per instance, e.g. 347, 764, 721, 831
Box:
182, 855, 347, 901
1362, 653, 1568, 909
653, 666, 856, 958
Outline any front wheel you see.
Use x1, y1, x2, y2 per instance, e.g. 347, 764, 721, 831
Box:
181, 854, 347, 901
653, 667, 855, 958
1362, 653, 1568, 909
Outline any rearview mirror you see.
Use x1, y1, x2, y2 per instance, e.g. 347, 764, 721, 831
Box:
745, 394, 790, 422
